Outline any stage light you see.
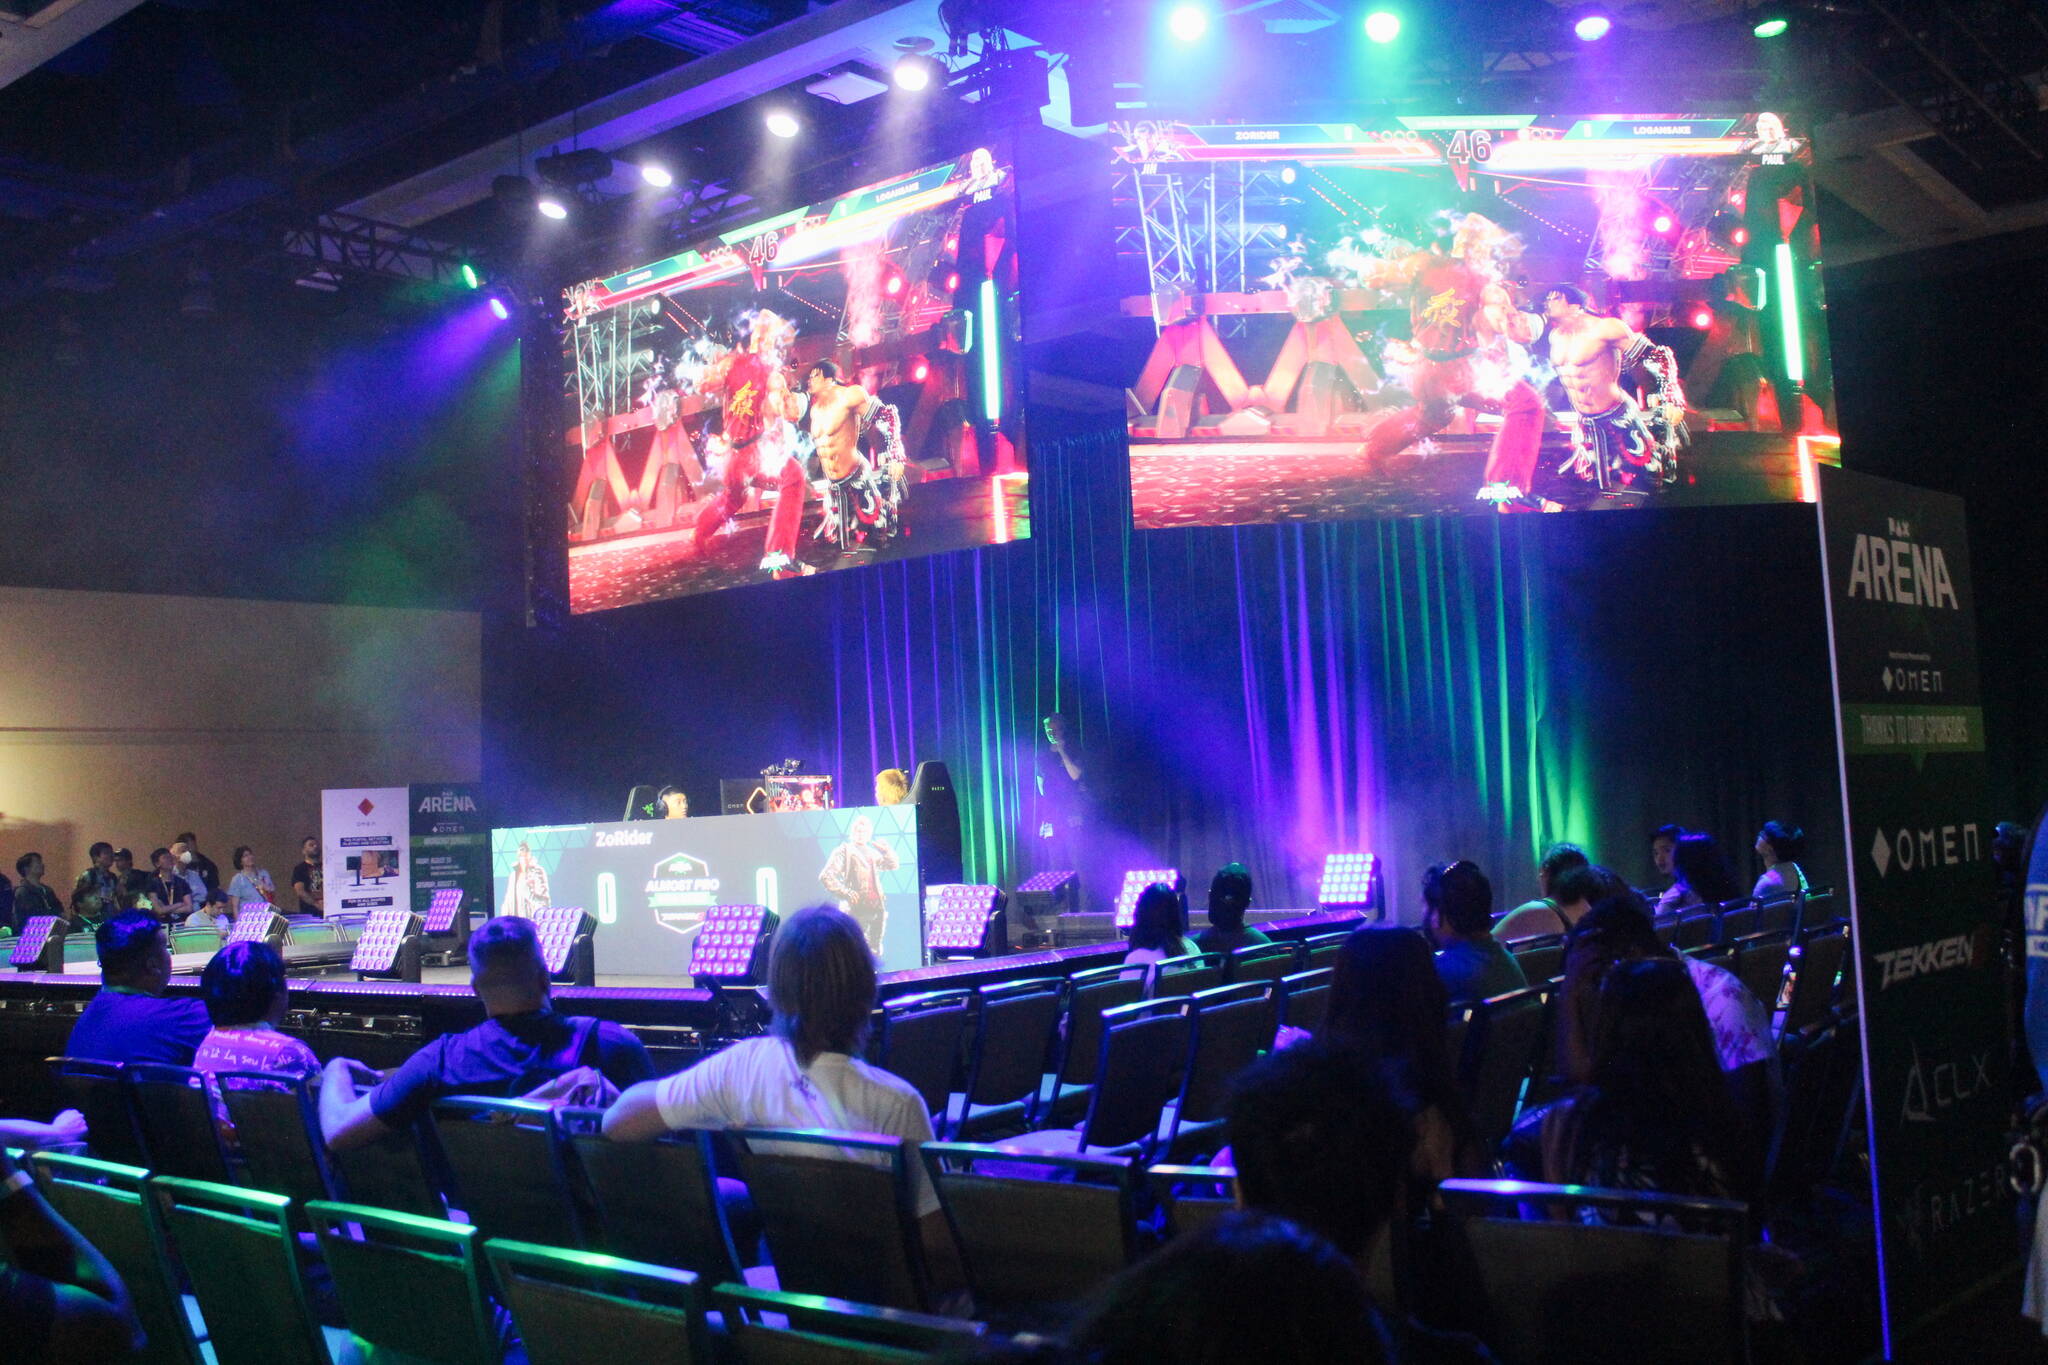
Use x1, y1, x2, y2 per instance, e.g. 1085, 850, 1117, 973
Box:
1689, 305, 1714, 329
885, 273, 905, 297
528, 906, 593, 979
536, 148, 613, 188
923, 884, 1005, 958
489, 295, 511, 321
765, 110, 800, 138
1317, 852, 1383, 917
10, 915, 63, 971
1168, 5, 1210, 41
536, 195, 569, 220
689, 904, 777, 984
1573, 12, 1611, 40
910, 356, 930, 382
459, 263, 481, 289
640, 163, 673, 188
349, 908, 422, 977
1730, 226, 1750, 245
422, 887, 466, 934
1651, 213, 1674, 234
1363, 10, 1402, 42
226, 908, 281, 946
1753, 15, 1789, 38
893, 54, 941, 91
1114, 869, 1180, 930
945, 272, 960, 291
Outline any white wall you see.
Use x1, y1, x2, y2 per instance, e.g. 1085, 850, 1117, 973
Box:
0, 587, 480, 895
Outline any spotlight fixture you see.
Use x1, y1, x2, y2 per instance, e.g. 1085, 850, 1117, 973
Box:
1573, 12, 1611, 41
459, 263, 481, 289
489, 295, 511, 321
894, 53, 943, 91
1167, 4, 1208, 41
1363, 9, 1401, 43
641, 163, 673, 189
765, 110, 800, 138
535, 148, 614, 188
1753, 13, 1789, 38
536, 195, 569, 220
1651, 213, 1675, 234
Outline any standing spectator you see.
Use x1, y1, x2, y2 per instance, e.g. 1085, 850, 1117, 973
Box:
0, 1144, 139, 1362
289, 837, 323, 917
1655, 832, 1741, 920
1421, 861, 1525, 1004
1496, 843, 1589, 938
167, 841, 209, 909
225, 846, 276, 918
174, 833, 220, 896
0, 866, 12, 936
68, 845, 120, 926
62, 913, 211, 1066
1751, 822, 1809, 902
12, 855, 64, 931
145, 849, 192, 920
1195, 863, 1272, 955
110, 850, 149, 911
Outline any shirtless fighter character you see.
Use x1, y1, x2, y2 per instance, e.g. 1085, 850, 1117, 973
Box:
692, 311, 808, 574
1541, 285, 1687, 490
803, 360, 906, 551
1362, 214, 1547, 506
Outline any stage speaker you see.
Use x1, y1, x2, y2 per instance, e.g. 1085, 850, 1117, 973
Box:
909, 760, 963, 887
623, 784, 662, 821
1155, 364, 1202, 440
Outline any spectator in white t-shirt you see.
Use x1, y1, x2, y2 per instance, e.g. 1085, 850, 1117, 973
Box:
601, 904, 961, 1293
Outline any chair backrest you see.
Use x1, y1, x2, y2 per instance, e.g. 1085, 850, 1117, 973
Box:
216, 1070, 340, 1206
1079, 998, 1193, 1156
28, 1151, 200, 1365
1150, 952, 1226, 999
1300, 932, 1348, 974
1511, 939, 1565, 985
919, 1142, 1139, 1315
1717, 902, 1761, 941
1673, 911, 1718, 950
1146, 1164, 1237, 1241
713, 1283, 984, 1365
49, 1055, 150, 1168
305, 1199, 500, 1365
1457, 985, 1548, 1151
961, 978, 1063, 1112
1757, 895, 1800, 934
1057, 965, 1148, 1088
872, 990, 971, 1120
1768, 1023, 1861, 1202
486, 1238, 707, 1365
128, 1062, 236, 1184
1276, 967, 1333, 1034
148, 1176, 330, 1365
1654, 918, 1681, 946
431, 1095, 581, 1246
1437, 1177, 1748, 1365
1732, 931, 1794, 1016
1783, 923, 1849, 1033
1177, 982, 1279, 1128
326, 1117, 449, 1218
1226, 942, 1298, 985
567, 1123, 744, 1283
735, 1127, 929, 1312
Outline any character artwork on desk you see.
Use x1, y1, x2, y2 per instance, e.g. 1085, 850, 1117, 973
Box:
563, 144, 1029, 612
1112, 113, 1840, 526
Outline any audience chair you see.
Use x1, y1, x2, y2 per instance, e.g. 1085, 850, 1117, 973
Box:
1782, 923, 1850, 1035
1437, 1177, 1749, 1365
326, 1115, 450, 1219
216, 1069, 342, 1207
1169, 981, 1279, 1158
486, 1239, 708, 1365
1149, 951, 1227, 999
128, 1063, 236, 1184
306, 1200, 501, 1365
1688, 941, 1736, 970
147, 1176, 348, 1365
870, 989, 971, 1128
1145, 1163, 1237, 1241
1015, 997, 1193, 1161
1731, 931, 1794, 1016
1042, 964, 1149, 1127
1456, 985, 1549, 1153
565, 1120, 745, 1283
1673, 911, 1719, 951
431, 1095, 583, 1246
48, 1055, 151, 1168
1654, 918, 1681, 947
1276, 967, 1333, 1034
28, 1151, 204, 1365
1757, 895, 1800, 935
1299, 931, 1349, 974
713, 1283, 984, 1365
1717, 900, 1762, 941
918, 1142, 1141, 1318
1509, 935, 1566, 985
1767, 1022, 1862, 1206
946, 978, 1064, 1139
733, 1127, 931, 1312
1225, 941, 1298, 985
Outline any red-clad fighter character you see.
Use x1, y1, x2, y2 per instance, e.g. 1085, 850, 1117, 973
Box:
1541, 284, 1686, 490
1360, 214, 1547, 507
692, 311, 809, 575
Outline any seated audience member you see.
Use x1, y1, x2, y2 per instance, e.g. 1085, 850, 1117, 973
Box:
1494, 862, 1624, 942
1066, 1212, 1401, 1365
1323, 928, 1485, 1188
603, 905, 955, 1282
110, 850, 150, 913
1495, 843, 1589, 939
0, 1145, 139, 1363
1122, 882, 1201, 977
1649, 823, 1685, 893
0, 1111, 88, 1150
1655, 831, 1741, 919
63, 913, 211, 1067
320, 915, 652, 1152
192, 941, 321, 1139
145, 849, 192, 920
1194, 863, 1271, 954
1752, 822, 1809, 902
225, 846, 276, 918
186, 889, 236, 930
68, 844, 121, 926
1542, 956, 1756, 1204
1422, 862, 1525, 1004
12, 854, 64, 931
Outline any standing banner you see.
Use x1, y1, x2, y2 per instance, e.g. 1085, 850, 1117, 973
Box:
409, 782, 490, 922
321, 787, 410, 918
1816, 466, 2009, 1353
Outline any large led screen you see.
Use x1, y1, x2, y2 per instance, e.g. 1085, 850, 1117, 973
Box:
563, 146, 1027, 611
1111, 114, 1839, 526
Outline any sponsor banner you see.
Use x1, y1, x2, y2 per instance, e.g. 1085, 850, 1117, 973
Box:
408, 782, 489, 924
320, 788, 409, 916
1816, 467, 2007, 1351
490, 804, 922, 977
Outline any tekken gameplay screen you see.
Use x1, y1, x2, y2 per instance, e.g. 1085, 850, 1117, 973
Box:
1112, 113, 1839, 527
562, 145, 1028, 612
